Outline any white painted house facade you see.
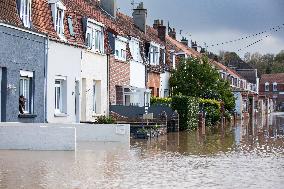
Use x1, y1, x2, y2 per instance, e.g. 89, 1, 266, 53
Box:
128, 37, 151, 107
80, 18, 108, 122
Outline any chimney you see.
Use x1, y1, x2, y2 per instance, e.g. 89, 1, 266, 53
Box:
191, 40, 197, 51
133, 2, 147, 33
168, 28, 176, 39
154, 19, 166, 41
153, 19, 160, 29
181, 37, 189, 47
100, 0, 117, 18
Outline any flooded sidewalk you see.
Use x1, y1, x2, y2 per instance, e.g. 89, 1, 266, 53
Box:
0, 114, 284, 189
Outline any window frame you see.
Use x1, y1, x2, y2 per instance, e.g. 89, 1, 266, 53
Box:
19, 70, 33, 115
54, 80, 63, 114
265, 82, 270, 92
273, 82, 277, 92
20, 0, 32, 28
86, 19, 104, 53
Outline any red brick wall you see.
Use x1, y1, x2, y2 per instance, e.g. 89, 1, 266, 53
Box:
109, 55, 130, 105
147, 72, 160, 97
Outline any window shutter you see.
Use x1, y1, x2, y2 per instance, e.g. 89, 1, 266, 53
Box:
108, 32, 115, 54
16, 0, 21, 16
67, 16, 75, 36
82, 17, 88, 38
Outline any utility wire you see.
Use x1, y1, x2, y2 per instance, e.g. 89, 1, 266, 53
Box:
237, 25, 284, 52
206, 24, 284, 48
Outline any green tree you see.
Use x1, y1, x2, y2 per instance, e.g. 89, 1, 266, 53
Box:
170, 56, 235, 112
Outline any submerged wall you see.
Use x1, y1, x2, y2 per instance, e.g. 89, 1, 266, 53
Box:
0, 124, 76, 151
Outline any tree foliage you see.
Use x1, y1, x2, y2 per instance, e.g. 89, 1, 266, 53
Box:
246, 51, 284, 75
170, 56, 235, 112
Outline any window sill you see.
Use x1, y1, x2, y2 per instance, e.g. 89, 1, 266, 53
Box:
18, 114, 37, 119
92, 113, 102, 117
54, 113, 68, 117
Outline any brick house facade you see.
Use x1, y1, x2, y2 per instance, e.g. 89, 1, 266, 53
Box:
109, 56, 130, 105
260, 73, 284, 108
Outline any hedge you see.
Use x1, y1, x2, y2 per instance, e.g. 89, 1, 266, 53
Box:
199, 98, 221, 126
151, 97, 172, 106
171, 95, 199, 131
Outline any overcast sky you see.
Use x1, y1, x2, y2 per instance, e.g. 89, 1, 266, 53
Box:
116, 0, 284, 58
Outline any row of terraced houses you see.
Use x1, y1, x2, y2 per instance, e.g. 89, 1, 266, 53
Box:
0, 0, 263, 123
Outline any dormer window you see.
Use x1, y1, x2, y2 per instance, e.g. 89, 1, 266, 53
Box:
273, 82, 277, 91
19, 0, 32, 28
115, 36, 128, 61
149, 44, 160, 65
265, 82, 269, 91
49, 0, 66, 38
85, 18, 104, 53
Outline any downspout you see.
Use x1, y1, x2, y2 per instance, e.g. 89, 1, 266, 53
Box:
107, 53, 110, 116
44, 36, 49, 123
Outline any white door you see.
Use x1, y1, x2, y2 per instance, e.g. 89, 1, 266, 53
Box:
75, 80, 80, 123
0, 68, 2, 121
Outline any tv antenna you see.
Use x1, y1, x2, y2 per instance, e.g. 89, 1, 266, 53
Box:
131, 0, 139, 9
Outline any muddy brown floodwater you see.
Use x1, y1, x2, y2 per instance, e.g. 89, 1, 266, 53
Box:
0, 113, 284, 189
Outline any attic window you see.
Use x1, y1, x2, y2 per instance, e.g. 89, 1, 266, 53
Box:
67, 16, 75, 36
49, 0, 66, 38
19, 0, 32, 28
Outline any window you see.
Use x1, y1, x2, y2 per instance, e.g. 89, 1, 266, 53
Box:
115, 36, 127, 61
150, 45, 159, 65
19, 70, 33, 114
19, 0, 32, 28
92, 81, 101, 114
92, 83, 96, 113
273, 83, 277, 91
54, 77, 66, 114
149, 87, 154, 97
49, 0, 66, 38
86, 19, 104, 53
164, 89, 169, 98
55, 80, 63, 113
67, 16, 75, 36
265, 82, 269, 91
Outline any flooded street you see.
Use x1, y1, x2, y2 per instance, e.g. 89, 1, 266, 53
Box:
0, 113, 284, 189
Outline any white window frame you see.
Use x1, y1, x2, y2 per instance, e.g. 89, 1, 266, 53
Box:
115, 36, 128, 61
86, 18, 104, 53
265, 82, 269, 92
20, 0, 32, 28
54, 80, 63, 114
149, 43, 160, 65
273, 82, 277, 91
19, 70, 33, 114
49, 0, 66, 38
92, 82, 97, 113
130, 37, 141, 62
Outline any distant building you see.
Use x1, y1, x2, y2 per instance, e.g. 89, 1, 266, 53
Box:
259, 73, 284, 111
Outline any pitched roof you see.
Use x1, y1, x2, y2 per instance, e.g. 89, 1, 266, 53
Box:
0, 0, 22, 26
260, 73, 284, 84
228, 59, 253, 70
237, 70, 257, 84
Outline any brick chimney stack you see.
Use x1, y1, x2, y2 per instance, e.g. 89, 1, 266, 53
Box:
191, 40, 198, 51
133, 2, 147, 33
181, 37, 189, 47
168, 28, 176, 39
